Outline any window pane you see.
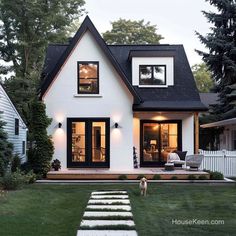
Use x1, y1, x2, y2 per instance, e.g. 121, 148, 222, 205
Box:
79, 63, 97, 79
79, 79, 98, 93
153, 66, 165, 85
72, 122, 86, 162
143, 123, 159, 162
140, 66, 152, 85
92, 122, 106, 162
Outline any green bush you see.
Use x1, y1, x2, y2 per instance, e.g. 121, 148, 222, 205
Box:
136, 174, 146, 180
198, 175, 207, 180
1, 170, 26, 190
153, 174, 161, 180
171, 176, 178, 180
118, 175, 127, 180
188, 175, 197, 180
210, 171, 224, 180
25, 170, 37, 184
11, 155, 21, 172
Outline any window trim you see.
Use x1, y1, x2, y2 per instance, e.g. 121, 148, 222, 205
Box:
77, 61, 99, 94
139, 64, 167, 86
15, 118, 19, 135
22, 141, 26, 155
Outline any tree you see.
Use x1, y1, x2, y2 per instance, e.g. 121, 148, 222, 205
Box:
191, 63, 214, 92
196, 0, 236, 120
102, 19, 163, 44
0, 118, 13, 176
27, 100, 54, 177
0, 0, 85, 120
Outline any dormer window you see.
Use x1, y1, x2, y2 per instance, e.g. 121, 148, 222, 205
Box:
139, 65, 166, 85
78, 62, 99, 94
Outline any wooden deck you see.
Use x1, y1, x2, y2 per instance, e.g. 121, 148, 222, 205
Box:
47, 168, 209, 180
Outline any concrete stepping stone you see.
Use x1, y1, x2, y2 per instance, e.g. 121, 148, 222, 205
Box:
81, 220, 135, 227
88, 199, 130, 205
77, 230, 138, 236
86, 205, 131, 211
92, 191, 127, 195
91, 195, 129, 199
83, 211, 133, 217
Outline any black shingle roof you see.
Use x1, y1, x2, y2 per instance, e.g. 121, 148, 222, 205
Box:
40, 16, 207, 112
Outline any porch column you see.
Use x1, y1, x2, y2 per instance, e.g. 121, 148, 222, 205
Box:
194, 112, 199, 154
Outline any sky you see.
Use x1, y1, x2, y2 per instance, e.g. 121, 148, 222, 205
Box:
83, 0, 215, 66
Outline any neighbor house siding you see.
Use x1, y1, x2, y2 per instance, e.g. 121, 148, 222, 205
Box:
43, 30, 134, 170
0, 85, 27, 162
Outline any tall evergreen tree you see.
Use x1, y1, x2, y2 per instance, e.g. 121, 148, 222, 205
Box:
0, 118, 13, 176
196, 0, 236, 120
27, 100, 54, 177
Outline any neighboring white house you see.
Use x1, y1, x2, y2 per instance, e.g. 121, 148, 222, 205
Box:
40, 16, 207, 171
0, 84, 27, 162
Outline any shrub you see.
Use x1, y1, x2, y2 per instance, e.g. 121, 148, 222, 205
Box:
11, 155, 21, 172
210, 171, 224, 180
24, 170, 37, 184
136, 174, 146, 180
171, 176, 178, 180
153, 174, 161, 180
1, 170, 26, 190
118, 175, 127, 180
198, 175, 207, 180
51, 159, 61, 171
188, 175, 196, 180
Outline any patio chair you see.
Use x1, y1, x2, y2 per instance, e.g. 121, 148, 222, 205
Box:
185, 154, 204, 170
167, 153, 185, 168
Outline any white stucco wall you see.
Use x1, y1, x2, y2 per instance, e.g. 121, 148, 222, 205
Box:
43, 30, 134, 170
132, 57, 174, 87
133, 112, 194, 163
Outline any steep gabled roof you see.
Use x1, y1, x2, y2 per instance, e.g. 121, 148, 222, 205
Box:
40, 16, 142, 103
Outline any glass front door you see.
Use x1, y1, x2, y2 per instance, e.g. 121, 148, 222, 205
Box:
67, 118, 110, 168
140, 120, 181, 167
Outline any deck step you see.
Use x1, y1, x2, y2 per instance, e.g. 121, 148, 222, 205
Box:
91, 195, 129, 199
77, 230, 138, 236
86, 205, 131, 211
88, 199, 130, 205
91, 191, 127, 195
80, 220, 135, 227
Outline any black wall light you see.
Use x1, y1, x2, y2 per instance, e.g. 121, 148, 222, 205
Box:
113, 122, 122, 128
58, 122, 62, 128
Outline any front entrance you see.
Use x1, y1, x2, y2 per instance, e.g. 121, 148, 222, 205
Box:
67, 118, 110, 168
140, 120, 182, 167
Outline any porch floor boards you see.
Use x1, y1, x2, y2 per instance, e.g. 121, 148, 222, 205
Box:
47, 168, 209, 180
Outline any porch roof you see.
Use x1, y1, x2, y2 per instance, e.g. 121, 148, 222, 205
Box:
201, 117, 236, 128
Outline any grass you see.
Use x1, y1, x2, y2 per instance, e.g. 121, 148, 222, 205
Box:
0, 184, 236, 236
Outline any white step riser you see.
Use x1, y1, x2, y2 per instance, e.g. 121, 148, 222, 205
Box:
83, 212, 133, 217
77, 230, 138, 236
88, 199, 130, 205
81, 220, 135, 227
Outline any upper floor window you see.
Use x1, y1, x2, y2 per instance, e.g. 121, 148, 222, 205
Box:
15, 118, 19, 135
139, 65, 166, 85
78, 62, 99, 94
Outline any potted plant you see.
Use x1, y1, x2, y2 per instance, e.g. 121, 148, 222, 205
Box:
51, 159, 61, 171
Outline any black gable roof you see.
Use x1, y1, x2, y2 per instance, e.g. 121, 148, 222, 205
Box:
40, 16, 207, 112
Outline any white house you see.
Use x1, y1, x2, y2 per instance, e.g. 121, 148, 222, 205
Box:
40, 16, 206, 172
0, 84, 27, 161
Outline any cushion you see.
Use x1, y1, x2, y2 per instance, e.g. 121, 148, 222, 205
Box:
173, 150, 187, 160
168, 153, 180, 162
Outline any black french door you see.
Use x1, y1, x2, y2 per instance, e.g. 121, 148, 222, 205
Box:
67, 118, 110, 168
140, 120, 182, 167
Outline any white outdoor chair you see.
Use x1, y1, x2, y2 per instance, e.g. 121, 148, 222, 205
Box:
186, 154, 204, 170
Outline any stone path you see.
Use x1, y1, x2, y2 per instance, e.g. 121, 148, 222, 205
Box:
77, 190, 138, 236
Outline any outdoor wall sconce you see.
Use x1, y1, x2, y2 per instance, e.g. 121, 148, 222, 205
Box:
58, 122, 62, 128
113, 122, 121, 128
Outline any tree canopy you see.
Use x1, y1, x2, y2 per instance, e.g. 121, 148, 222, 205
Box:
191, 63, 214, 92
196, 0, 236, 120
102, 19, 163, 44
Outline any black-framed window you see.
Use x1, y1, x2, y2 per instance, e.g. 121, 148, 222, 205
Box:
77, 62, 99, 94
15, 118, 19, 135
22, 141, 25, 155
139, 65, 166, 85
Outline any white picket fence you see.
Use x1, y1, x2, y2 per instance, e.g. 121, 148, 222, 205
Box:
199, 150, 236, 177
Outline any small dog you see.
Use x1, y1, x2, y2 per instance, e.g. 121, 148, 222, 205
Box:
139, 177, 147, 196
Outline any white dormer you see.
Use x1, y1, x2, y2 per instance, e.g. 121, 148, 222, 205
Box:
130, 51, 174, 87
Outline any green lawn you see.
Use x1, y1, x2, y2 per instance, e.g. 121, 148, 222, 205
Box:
0, 184, 235, 236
